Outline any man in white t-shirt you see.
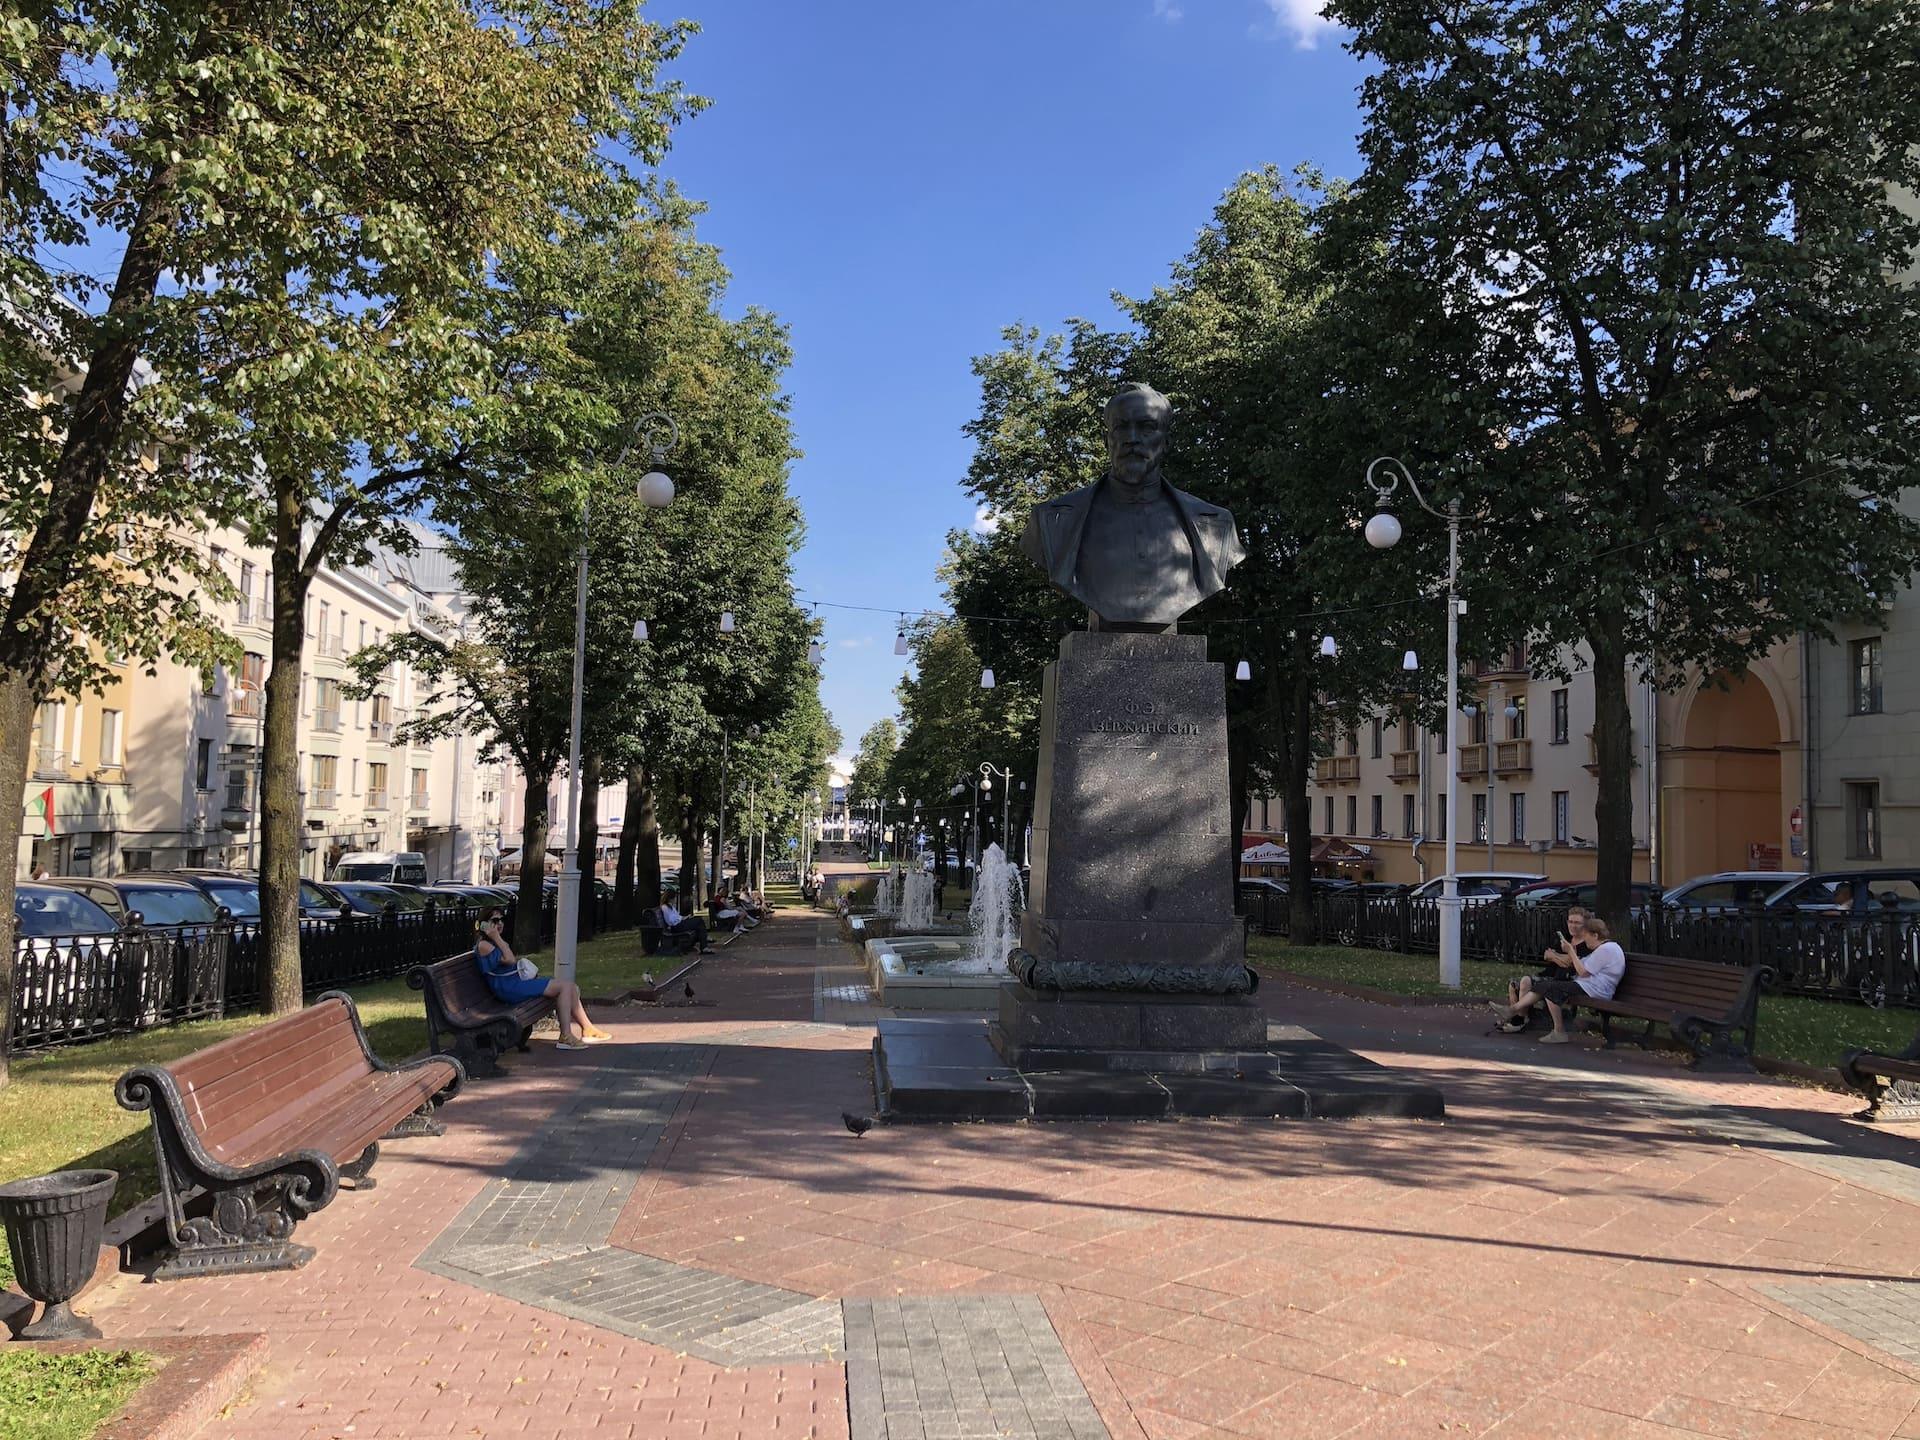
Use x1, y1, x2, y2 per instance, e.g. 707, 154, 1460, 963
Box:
1489, 917, 1627, 1044
658, 900, 714, 954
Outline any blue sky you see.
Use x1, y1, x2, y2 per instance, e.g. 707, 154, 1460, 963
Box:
656, 0, 1370, 762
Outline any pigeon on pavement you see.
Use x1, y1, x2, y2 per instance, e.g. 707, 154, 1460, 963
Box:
842, 1112, 874, 1137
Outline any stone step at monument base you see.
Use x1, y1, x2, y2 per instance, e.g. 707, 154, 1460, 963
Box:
872, 1017, 1446, 1124
992, 982, 1266, 1068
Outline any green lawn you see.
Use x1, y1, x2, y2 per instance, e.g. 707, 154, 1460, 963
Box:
0, 1349, 153, 1440
0, 927, 668, 1292
1247, 936, 1918, 1070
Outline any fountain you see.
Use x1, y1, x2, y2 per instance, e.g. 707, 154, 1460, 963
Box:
899, 868, 937, 932
864, 846, 1022, 1009
872, 865, 901, 919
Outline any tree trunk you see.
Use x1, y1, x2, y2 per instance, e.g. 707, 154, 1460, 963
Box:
615, 765, 641, 925
576, 752, 600, 941
515, 766, 553, 952
634, 768, 661, 915
681, 802, 707, 908
0, 674, 37, 1077
0, 165, 183, 1080
259, 522, 313, 1015
1590, 613, 1637, 940
1281, 644, 1317, 943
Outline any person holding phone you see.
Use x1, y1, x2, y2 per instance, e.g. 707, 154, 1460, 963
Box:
473, 912, 609, 1051
1497, 907, 1595, 1034
1490, 914, 1626, 1044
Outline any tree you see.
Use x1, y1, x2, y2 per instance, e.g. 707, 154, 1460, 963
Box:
1121, 168, 1456, 933
1329, 0, 1920, 930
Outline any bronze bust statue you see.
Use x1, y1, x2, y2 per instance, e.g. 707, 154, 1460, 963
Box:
1019, 382, 1246, 629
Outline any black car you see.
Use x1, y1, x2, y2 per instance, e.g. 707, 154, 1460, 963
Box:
327, 881, 431, 915
163, 869, 347, 921
48, 875, 220, 929
13, 882, 118, 940
1765, 870, 1920, 915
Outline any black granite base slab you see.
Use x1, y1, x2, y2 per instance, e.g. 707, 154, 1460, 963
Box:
873, 1018, 1444, 1123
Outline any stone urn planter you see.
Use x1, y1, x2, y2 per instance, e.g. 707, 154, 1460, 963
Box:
0, 1168, 116, 1341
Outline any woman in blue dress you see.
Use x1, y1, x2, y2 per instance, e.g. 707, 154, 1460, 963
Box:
474, 911, 608, 1051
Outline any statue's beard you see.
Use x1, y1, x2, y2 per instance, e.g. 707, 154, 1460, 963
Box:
1111, 455, 1161, 491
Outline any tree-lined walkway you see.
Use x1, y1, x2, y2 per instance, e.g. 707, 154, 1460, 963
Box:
82, 910, 1920, 1439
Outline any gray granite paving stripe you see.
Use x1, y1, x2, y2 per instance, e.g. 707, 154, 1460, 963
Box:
416, 1042, 846, 1366
845, 1296, 1109, 1440
1761, 1280, 1920, 1363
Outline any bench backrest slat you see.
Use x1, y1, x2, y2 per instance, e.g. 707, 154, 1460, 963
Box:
167, 998, 372, 1153
1615, 953, 1751, 1013
421, 953, 503, 1019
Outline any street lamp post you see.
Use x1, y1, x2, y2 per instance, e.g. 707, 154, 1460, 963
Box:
555, 411, 678, 986
1364, 456, 1479, 990
978, 762, 1013, 854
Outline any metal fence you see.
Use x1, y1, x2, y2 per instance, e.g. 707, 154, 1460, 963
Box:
1243, 889, 1920, 1009
10, 892, 631, 1054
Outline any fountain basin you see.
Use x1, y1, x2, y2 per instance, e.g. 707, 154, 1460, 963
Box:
865, 936, 1007, 1010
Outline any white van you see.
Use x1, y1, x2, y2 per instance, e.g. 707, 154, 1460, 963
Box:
332, 851, 428, 884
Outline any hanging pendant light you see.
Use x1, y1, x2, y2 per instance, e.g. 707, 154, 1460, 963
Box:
632, 619, 649, 642
807, 639, 824, 666
719, 611, 735, 634
1319, 634, 1338, 658
894, 616, 909, 656
1234, 660, 1251, 681
979, 667, 995, 689
1402, 649, 1418, 671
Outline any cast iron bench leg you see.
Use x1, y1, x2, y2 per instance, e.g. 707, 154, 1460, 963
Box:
339, 1142, 379, 1191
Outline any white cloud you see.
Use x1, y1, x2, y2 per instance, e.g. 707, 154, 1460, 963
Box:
839, 634, 875, 650
972, 505, 1000, 535
1261, 0, 1339, 49
1151, 0, 1185, 21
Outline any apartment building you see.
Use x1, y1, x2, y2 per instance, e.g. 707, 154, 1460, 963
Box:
15, 527, 508, 885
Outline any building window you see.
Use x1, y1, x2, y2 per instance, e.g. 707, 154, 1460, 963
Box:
351, 758, 360, 793
1260, 797, 1270, 830
1472, 792, 1489, 844
1436, 729, 1446, 755
1470, 707, 1488, 745
1553, 791, 1570, 845
98, 710, 122, 766
1852, 638, 1883, 715
1849, 782, 1881, 859
368, 762, 389, 808
310, 754, 338, 806
1402, 794, 1415, 837
1511, 792, 1526, 843
1344, 729, 1359, 757
1345, 795, 1357, 836
124, 848, 153, 871
1399, 718, 1416, 750
1550, 689, 1570, 745
1323, 795, 1334, 836
194, 737, 213, 791
1508, 698, 1527, 741
1370, 719, 1383, 759
411, 768, 429, 807
1436, 796, 1447, 841
1370, 794, 1383, 836
314, 677, 342, 731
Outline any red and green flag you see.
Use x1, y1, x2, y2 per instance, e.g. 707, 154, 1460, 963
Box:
25, 786, 54, 836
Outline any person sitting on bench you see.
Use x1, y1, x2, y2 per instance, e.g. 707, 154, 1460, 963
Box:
1489, 916, 1627, 1044
1498, 906, 1595, 1034
659, 899, 715, 953
474, 912, 608, 1050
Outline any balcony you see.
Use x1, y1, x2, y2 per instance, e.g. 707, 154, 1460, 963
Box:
1584, 729, 1640, 775
1493, 738, 1533, 775
369, 720, 395, 743
1457, 743, 1488, 777
313, 707, 341, 734
310, 787, 338, 810
408, 791, 431, 815
219, 800, 250, 832
1389, 750, 1420, 784
32, 747, 68, 779
366, 790, 390, 811
1475, 647, 1530, 682
1313, 754, 1361, 785
236, 597, 253, 626
316, 632, 343, 658
229, 689, 263, 719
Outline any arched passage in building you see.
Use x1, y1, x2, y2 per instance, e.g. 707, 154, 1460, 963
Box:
1663, 669, 1792, 880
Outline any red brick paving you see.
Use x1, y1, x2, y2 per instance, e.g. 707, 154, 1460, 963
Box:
83, 913, 1920, 1438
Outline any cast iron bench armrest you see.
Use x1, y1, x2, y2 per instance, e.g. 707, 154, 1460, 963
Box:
1575, 956, 1771, 1067
1840, 1025, 1920, 1120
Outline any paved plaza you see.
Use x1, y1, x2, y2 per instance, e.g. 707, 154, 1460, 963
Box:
84, 912, 1920, 1439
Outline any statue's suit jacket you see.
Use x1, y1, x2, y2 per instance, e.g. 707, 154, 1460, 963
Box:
1019, 476, 1246, 623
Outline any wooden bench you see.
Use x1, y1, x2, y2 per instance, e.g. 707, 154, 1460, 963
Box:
1840, 1029, 1920, 1122
115, 991, 462, 1280
640, 907, 698, 958
1572, 951, 1771, 1066
407, 953, 556, 1079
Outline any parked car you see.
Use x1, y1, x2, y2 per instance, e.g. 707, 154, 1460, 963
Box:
13, 882, 118, 939
1662, 871, 1795, 913
1405, 872, 1546, 905
163, 869, 347, 921
1508, 880, 1663, 910
47, 875, 221, 929
327, 881, 429, 915
1765, 870, 1920, 915
421, 884, 509, 907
